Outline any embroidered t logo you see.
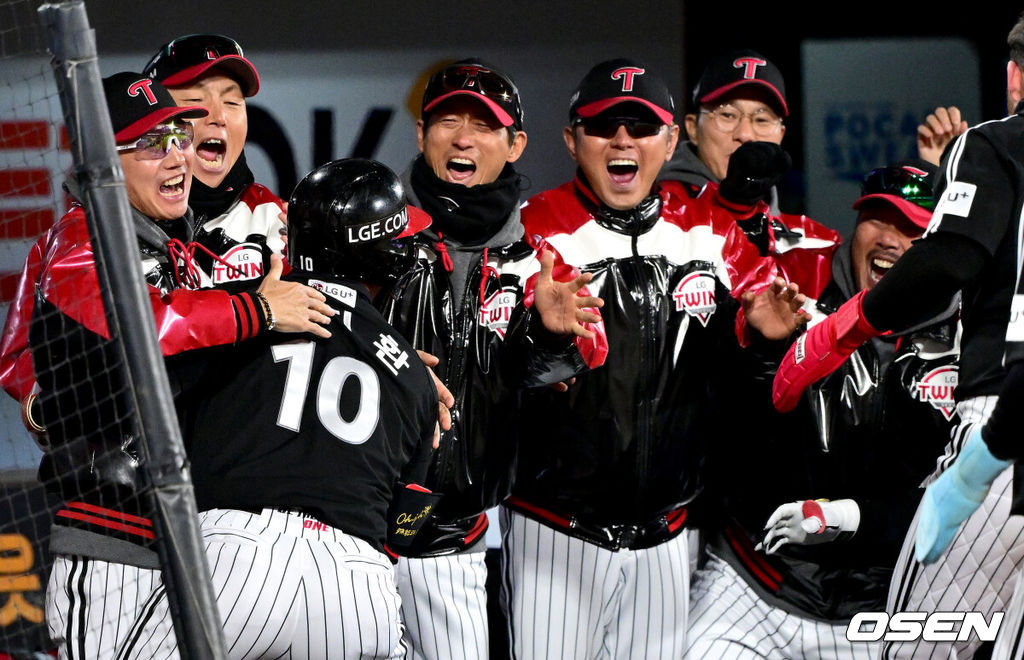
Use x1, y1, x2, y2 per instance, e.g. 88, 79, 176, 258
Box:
611, 67, 645, 92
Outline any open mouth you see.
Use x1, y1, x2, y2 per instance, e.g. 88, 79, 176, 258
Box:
160, 174, 185, 197
196, 138, 227, 169
607, 159, 638, 185
446, 157, 477, 182
869, 256, 896, 283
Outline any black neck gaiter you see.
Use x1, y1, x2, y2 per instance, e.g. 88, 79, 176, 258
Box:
188, 150, 256, 223
410, 155, 521, 245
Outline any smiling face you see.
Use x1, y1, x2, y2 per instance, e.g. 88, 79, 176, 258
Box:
119, 121, 194, 220
565, 107, 679, 210
416, 95, 526, 187
167, 71, 247, 188
851, 202, 924, 291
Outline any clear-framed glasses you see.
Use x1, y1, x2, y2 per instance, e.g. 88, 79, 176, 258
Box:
116, 122, 194, 160
700, 105, 783, 137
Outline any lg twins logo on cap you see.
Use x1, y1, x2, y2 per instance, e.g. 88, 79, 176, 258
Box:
733, 57, 768, 80
478, 287, 518, 337
673, 271, 716, 326
611, 67, 645, 92
915, 365, 958, 420
127, 78, 158, 105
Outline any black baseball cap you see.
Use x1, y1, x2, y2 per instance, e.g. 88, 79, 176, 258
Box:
692, 49, 788, 117
569, 58, 675, 125
853, 159, 938, 230
103, 72, 207, 143
143, 34, 260, 97
422, 59, 524, 131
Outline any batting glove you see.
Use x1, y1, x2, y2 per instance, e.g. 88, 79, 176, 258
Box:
758, 499, 861, 554
772, 290, 880, 412
915, 427, 1012, 564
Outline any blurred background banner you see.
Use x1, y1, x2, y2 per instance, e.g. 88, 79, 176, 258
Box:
803, 38, 982, 238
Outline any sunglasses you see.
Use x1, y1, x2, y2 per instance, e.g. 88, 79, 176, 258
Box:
861, 166, 936, 211
574, 117, 665, 139
145, 34, 244, 74
434, 65, 519, 103
116, 122, 194, 160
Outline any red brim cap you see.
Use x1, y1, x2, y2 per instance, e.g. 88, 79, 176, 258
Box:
423, 89, 515, 127
397, 204, 433, 238
853, 193, 933, 230
700, 80, 789, 117
160, 55, 260, 97
115, 105, 207, 143
575, 97, 674, 125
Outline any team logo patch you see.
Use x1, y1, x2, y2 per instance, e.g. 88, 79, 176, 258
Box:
915, 365, 958, 420
212, 243, 264, 284
478, 287, 518, 338
934, 181, 976, 219
673, 271, 717, 326
308, 279, 357, 308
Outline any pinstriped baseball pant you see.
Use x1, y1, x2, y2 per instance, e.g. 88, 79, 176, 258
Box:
883, 396, 1024, 660
683, 550, 878, 660
107, 508, 409, 659
46, 555, 171, 660
499, 506, 690, 660
394, 549, 489, 660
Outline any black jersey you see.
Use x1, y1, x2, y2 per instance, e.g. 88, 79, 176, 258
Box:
181, 275, 438, 554
921, 105, 1024, 397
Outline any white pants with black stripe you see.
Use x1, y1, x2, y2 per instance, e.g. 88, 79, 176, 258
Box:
394, 549, 489, 660
499, 506, 690, 660
118, 508, 408, 659
883, 396, 1024, 660
683, 550, 878, 660
46, 554, 171, 660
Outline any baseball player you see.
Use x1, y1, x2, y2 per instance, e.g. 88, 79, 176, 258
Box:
7, 72, 334, 660
142, 33, 289, 273
772, 12, 1024, 658
123, 158, 443, 659
660, 48, 789, 216
499, 58, 812, 659
378, 58, 606, 660
684, 159, 958, 660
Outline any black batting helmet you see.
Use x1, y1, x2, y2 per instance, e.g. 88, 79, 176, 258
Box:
287, 158, 431, 286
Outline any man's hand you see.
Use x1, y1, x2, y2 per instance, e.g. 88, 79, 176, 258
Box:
257, 254, 338, 338
772, 290, 881, 412
532, 250, 604, 339
417, 350, 454, 449
915, 427, 1012, 564
741, 277, 810, 341
756, 499, 860, 554
917, 106, 968, 166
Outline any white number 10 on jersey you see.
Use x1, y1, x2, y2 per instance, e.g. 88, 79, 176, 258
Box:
271, 340, 381, 444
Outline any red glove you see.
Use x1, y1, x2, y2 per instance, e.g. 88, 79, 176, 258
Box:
772, 290, 880, 412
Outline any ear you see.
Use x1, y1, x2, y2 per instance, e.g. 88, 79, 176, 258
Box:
1008, 61, 1024, 111
416, 119, 426, 153
665, 123, 680, 162
563, 125, 578, 162
684, 113, 699, 143
506, 130, 528, 163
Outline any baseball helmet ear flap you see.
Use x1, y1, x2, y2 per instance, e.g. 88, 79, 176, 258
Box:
287, 158, 431, 286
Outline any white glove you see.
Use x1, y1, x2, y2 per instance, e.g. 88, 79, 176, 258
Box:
757, 499, 861, 554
